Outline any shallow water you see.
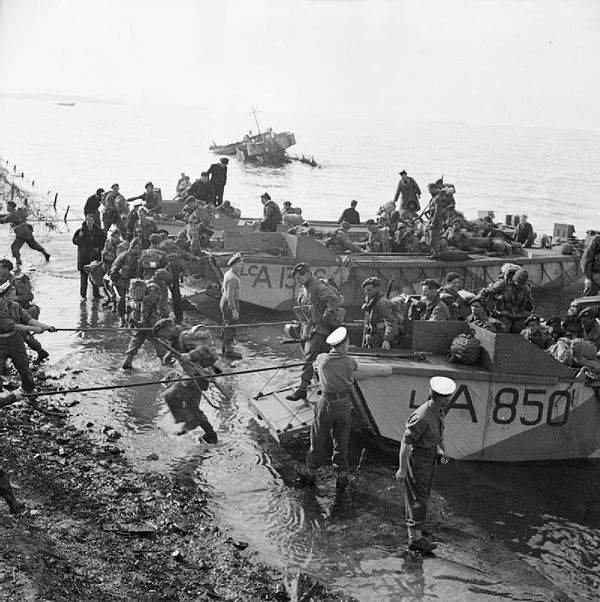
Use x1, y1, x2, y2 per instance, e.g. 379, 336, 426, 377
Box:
1, 226, 596, 601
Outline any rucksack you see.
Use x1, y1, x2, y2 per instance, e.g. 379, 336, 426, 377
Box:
140, 248, 164, 270
13, 273, 34, 305
128, 279, 147, 302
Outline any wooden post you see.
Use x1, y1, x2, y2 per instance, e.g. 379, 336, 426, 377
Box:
63, 205, 70, 222
53, 193, 58, 211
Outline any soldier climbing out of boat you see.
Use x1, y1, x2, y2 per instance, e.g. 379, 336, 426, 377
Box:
393, 170, 421, 215
396, 376, 457, 554
186, 172, 216, 206
220, 253, 243, 360
296, 327, 357, 490
286, 263, 343, 401
580, 233, 600, 297
127, 181, 162, 216
361, 277, 399, 349
206, 158, 228, 206
0, 201, 51, 266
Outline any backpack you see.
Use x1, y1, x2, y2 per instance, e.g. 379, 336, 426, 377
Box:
13, 274, 34, 305
128, 278, 147, 303
140, 248, 163, 270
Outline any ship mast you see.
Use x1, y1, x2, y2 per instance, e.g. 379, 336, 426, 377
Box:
249, 105, 262, 135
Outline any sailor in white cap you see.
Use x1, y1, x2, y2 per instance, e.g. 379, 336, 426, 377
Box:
396, 375, 457, 554
297, 326, 357, 490
220, 253, 243, 360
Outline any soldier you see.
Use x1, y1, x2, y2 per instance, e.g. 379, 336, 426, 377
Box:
137, 233, 168, 279
580, 234, 600, 297
0, 259, 49, 363
393, 170, 421, 213
259, 192, 282, 232
513, 214, 536, 248
132, 208, 158, 249
72, 214, 107, 300
286, 263, 342, 401
149, 269, 173, 318
578, 307, 600, 349
153, 319, 222, 442
186, 172, 216, 205
127, 181, 162, 215
396, 376, 457, 554
220, 253, 243, 360
1, 389, 25, 514
490, 268, 534, 333
521, 314, 553, 349
83, 188, 104, 226
438, 272, 468, 320
409, 279, 450, 321
0, 281, 56, 393
337, 200, 360, 225
102, 184, 124, 232
121, 279, 165, 370
207, 157, 228, 206
110, 239, 141, 326
361, 277, 398, 350
364, 220, 391, 252
160, 238, 196, 324
0, 201, 51, 266
175, 173, 191, 199
100, 229, 122, 308
465, 297, 503, 332
297, 327, 357, 490
327, 221, 364, 254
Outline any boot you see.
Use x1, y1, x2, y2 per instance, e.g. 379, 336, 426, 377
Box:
408, 537, 437, 554
222, 341, 242, 360
201, 423, 218, 444
286, 387, 307, 401
44, 253, 51, 262
34, 349, 50, 364
122, 355, 133, 370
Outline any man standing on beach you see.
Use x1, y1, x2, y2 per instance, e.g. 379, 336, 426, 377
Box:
207, 158, 228, 206
393, 170, 421, 213
0, 201, 51, 266
396, 376, 456, 553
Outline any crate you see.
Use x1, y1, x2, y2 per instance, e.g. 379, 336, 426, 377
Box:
553, 223, 576, 242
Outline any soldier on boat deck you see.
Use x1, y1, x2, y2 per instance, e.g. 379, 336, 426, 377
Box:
465, 296, 503, 332
259, 192, 283, 232
409, 279, 450, 322
580, 234, 600, 297
286, 263, 343, 401
361, 277, 399, 350
486, 267, 534, 334
326, 221, 364, 254
337, 200, 360, 225
393, 169, 421, 214
396, 376, 457, 554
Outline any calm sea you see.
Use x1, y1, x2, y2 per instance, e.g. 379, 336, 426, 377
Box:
2, 98, 600, 237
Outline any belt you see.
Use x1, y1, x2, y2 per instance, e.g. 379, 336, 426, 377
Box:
322, 390, 351, 401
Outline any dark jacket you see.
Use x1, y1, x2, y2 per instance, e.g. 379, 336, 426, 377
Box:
187, 180, 216, 204
207, 163, 227, 186
337, 207, 360, 224
393, 176, 421, 212
261, 200, 282, 229
581, 235, 600, 277
72, 223, 106, 270
84, 194, 102, 217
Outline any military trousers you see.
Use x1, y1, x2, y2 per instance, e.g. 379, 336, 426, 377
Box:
583, 273, 600, 297
125, 330, 165, 360
300, 333, 328, 388
404, 446, 437, 531
0, 333, 35, 393
306, 396, 352, 477
11, 234, 48, 264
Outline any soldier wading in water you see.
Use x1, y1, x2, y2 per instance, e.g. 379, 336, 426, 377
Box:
396, 376, 456, 554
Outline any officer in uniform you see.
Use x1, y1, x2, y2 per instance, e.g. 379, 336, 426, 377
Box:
361, 277, 398, 349
286, 263, 342, 401
396, 376, 456, 554
298, 327, 357, 490
220, 253, 243, 360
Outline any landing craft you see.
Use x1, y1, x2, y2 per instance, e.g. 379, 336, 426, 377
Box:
249, 321, 600, 462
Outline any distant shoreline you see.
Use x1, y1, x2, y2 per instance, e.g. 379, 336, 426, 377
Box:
0, 92, 124, 105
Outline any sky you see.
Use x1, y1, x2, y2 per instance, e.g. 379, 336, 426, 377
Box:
1, 0, 599, 130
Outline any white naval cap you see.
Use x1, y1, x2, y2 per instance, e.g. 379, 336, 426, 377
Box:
326, 326, 348, 347
227, 252, 243, 266
429, 376, 457, 396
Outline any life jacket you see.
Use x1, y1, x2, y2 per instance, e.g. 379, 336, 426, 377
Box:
140, 248, 164, 271
13, 274, 34, 305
